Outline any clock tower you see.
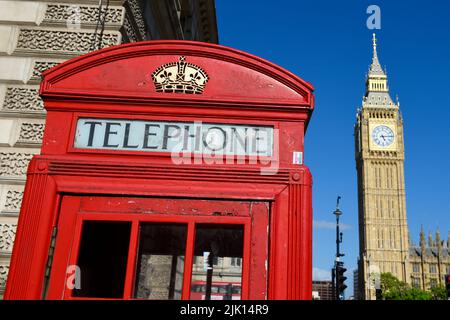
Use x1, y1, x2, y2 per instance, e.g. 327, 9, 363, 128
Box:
355, 34, 410, 300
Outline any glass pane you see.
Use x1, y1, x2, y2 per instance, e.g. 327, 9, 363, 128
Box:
190, 224, 244, 300
134, 223, 187, 299
73, 221, 131, 298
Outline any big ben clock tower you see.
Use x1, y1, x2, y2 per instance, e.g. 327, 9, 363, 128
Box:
355, 34, 410, 300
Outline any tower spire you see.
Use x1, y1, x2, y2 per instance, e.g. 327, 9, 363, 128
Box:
365, 33, 391, 98
436, 227, 442, 249
369, 33, 385, 77
420, 225, 426, 250
428, 231, 434, 247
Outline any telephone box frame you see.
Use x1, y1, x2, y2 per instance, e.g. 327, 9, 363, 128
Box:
4, 40, 314, 300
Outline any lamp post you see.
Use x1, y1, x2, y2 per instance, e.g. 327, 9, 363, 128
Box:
333, 196, 346, 300
334, 196, 343, 261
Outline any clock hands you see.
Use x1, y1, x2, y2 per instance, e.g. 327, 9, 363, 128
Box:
380, 134, 394, 141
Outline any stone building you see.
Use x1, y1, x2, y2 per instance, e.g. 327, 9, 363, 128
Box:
0, 0, 218, 296
409, 228, 450, 290
312, 280, 334, 300
355, 34, 450, 299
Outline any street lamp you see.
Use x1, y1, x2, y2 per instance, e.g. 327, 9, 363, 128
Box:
334, 196, 344, 261
333, 196, 347, 300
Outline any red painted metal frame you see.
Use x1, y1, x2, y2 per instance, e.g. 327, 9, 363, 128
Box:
4, 40, 314, 300
46, 196, 267, 300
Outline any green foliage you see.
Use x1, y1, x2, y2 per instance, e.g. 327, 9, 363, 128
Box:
379, 272, 444, 300
380, 272, 408, 299
430, 285, 447, 300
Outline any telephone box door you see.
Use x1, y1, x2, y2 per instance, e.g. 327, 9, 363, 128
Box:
45, 195, 269, 300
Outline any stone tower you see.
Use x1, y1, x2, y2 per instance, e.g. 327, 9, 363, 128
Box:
355, 34, 410, 300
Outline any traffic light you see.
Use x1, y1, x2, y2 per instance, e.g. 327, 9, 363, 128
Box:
375, 288, 382, 300
445, 274, 450, 299
336, 262, 347, 299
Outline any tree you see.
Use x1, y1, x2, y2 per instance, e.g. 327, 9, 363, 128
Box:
380, 272, 408, 299
430, 285, 447, 300
380, 272, 433, 300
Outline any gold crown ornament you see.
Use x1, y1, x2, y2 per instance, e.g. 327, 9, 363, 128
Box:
152, 56, 209, 94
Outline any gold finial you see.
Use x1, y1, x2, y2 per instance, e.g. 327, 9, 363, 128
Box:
372, 33, 377, 49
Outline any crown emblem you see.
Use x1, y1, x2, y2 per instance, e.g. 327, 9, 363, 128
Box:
152, 56, 208, 94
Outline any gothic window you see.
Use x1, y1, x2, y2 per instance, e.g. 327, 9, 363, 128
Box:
379, 198, 383, 218
374, 166, 378, 188
378, 167, 382, 188
411, 278, 420, 288
394, 228, 398, 248
412, 263, 420, 273
374, 165, 382, 188
388, 167, 395, 189
391, 167, 395, 187
387, 200, 391, 218
377, 229, 381, 248
386, 167, 391, 188
429, 278, 437, 288
429, 264, 437, 274
374, 197, 378, 217
389, 229, 393, 249
390, 199, 395, 218
391, 167, 396, 188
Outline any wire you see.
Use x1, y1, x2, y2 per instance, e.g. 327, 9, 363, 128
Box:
91, 0, 103, 51
98, 0, 110, 50
90, 0, 109, 51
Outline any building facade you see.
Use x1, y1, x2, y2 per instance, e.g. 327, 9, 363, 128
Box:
409, 228, 450, 291
356, 34, 450, 299
0, 0, 218, 297
312, 280, 334, 300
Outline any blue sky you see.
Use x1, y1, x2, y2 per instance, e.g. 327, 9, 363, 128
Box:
216, 0, 450, 297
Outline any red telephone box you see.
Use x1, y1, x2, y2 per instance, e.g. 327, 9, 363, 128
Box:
4, 41, 314, 300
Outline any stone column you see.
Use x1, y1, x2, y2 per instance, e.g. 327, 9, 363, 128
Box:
0, 0, 129, 296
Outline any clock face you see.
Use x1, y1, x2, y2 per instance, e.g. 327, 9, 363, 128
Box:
372, 125, 395, 147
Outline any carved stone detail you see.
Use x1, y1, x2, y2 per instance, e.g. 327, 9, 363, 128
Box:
0, 264, 9, 290
0, 153, 34, 177
125, 0, 146, 38
0, 223, 17, 252
4, 191, 24, 211
122, 14, 138, 43
16, 29, 120, 55
17, 123, 45, 144
44, 4, 123, 25
2, 87, 44, 113
31, 61, 60, 81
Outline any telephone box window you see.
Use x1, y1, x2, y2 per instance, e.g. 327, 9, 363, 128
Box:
190, 224, 244, 300
72, 221, 131, 298
134, 223, 187, 299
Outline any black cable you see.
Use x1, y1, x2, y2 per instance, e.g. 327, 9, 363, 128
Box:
98, 0, 110, 50
91, 0, 103, 51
